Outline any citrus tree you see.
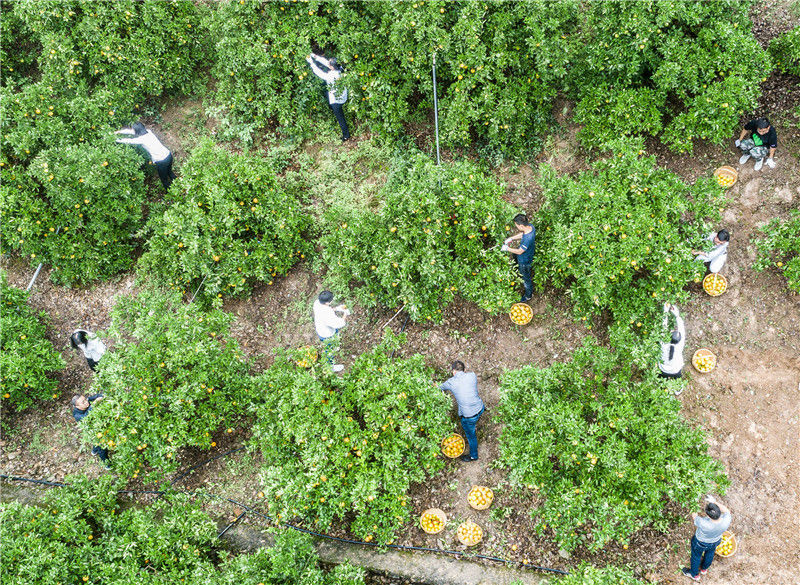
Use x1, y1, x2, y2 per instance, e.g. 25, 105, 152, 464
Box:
320, 152, 519, 322
80, 288, 251, 480
532, 140, 724, 360
0, 271, 64, 412
0, 474, 364, 585
571, 0, 771, 151
249, 333, 452, 544
496, 341, 728, 552
1, 142, 148, 286
754, 210, 800, 293
138, 139, 313, 306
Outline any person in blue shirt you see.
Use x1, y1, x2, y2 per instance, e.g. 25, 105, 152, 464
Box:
438, 360, 485, 462
502, 213, 536, 302
71, 394, 109, 465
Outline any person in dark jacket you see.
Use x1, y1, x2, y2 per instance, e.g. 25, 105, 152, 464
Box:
71, 394, 109, 465
502, 213, 536, 302
736, 117, 777, 171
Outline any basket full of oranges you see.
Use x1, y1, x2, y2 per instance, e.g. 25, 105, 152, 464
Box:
419, 508, 447, 534
441, 434, 465, 458
509, 302, 533, 325
703, 273, 727, 296
467, 486, 494, 510
714, 166, 737, 189
692, 349, 717, 373
457, 520, 483, 546
716, 530, 737, 557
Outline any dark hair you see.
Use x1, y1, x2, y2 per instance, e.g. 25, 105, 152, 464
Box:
318, 290, 334, 304
329, 57, 341, 71
670, 330, 682, 345
70, 330, 88, 349
451, 360, 465, 372
755, 118, 770, 130
717, 229, 730, 242
513, 213, 529, 226
132, 122, 147, 136
706, 503, 722, 520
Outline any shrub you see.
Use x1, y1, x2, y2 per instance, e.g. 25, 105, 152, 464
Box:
219, 530, 365, 585
496, 342, 728, 552
0, 475, 219, 585
770, 25, 800, 76
0, 271, 64, 412
80, 288, 251, 480
571, 1, 771, 152
138, 139, 313, 306
753, 209, 800, 293
0, 474, 362, 585
249, 333, 452, 544
532, 140, 724, 361
320, 152, 519, 322
1, 141, 148, 286
205, 0, 574, 156
560, 564, 649, 585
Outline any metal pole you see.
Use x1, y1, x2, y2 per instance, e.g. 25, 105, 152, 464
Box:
26, 226, 60, 291
432, 53, 441, 168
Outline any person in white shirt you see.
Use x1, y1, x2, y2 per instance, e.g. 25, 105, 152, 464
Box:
305, 53, 350, 141
692, 229, 729, 274
70, 329, 106, 371
312, 291, 350, 372
658, 303, 685, 380
115, 122, 175, 191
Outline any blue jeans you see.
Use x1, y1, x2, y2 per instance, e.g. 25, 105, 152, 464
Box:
690, 535, 720, 577
318, 330, 339, 364
517, 259, 533, 300
460, 407, 484, 459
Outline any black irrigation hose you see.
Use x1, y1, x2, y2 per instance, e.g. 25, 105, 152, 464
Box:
218, 509, 248, 538
0, 473, 570, 576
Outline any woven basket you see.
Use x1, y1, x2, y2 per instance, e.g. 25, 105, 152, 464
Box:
692, 348, 717, 373
716, 530, 738, 557
419, 508, 447, 534
456, 520, 483, 546
509, 302, 533, 325
441, 433, 465, 458
467, 486, 494, 510
703, 273, 728, 297
714, 166, 738, 189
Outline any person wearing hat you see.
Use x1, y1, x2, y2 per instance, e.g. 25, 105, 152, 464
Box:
735, 117, 777, 171
306, 52, 350, 141
115, 122, 176, 190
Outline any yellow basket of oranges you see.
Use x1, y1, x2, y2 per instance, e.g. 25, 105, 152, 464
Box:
509, 302, 533, 325
441, 434, 465, 458
716, 530, 737, 557
692, 348, 717, 373
714, 166, 737, 189
419, 508, 447, 534
457, 520, 483, 546
703, 273, 727, 296
467, 486, 494, 510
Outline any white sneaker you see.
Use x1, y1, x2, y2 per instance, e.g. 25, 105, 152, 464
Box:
332, 364, 345, 372
766, 158, 776, 169
738, 154, 751, 164
754, 158, 763, 171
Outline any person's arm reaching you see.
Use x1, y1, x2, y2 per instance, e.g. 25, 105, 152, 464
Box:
115, 128, 135, 136
306, 55, 336, 83
116, 135, 145, 145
